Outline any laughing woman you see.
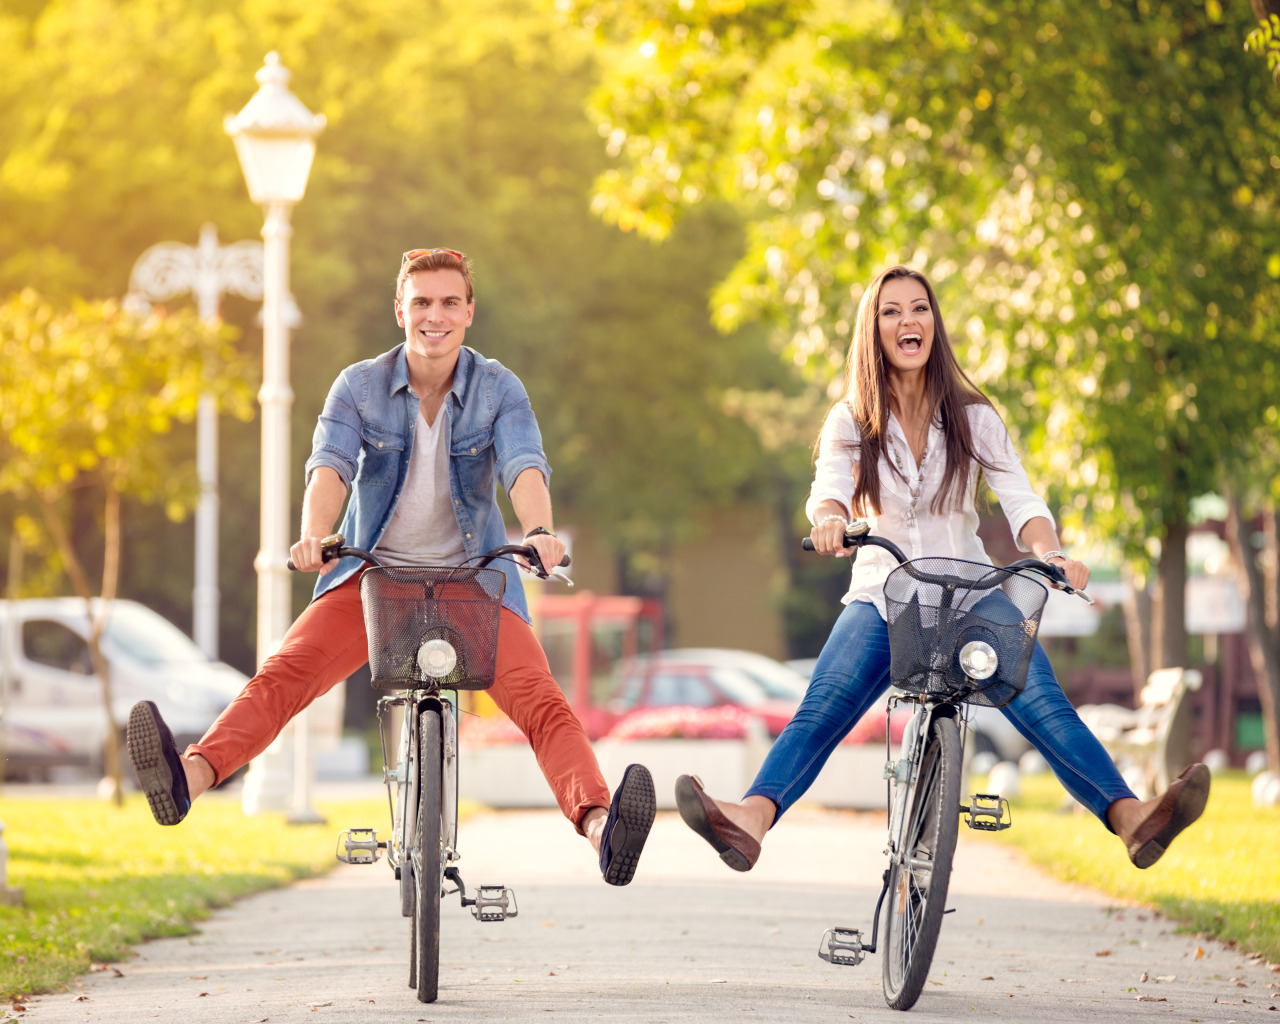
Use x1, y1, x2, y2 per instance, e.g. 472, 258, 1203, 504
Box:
674, 264, 1209, 872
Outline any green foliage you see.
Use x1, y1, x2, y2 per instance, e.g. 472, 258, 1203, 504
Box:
0, 793, 385, 999
575, 0, 1280, 571
1246, 13, 1280, 84
0, 0, 795, 669
978, 770, 1280, 963
0, 290, 253, 514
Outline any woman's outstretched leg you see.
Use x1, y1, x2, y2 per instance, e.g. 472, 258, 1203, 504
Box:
675, 600, 893, 869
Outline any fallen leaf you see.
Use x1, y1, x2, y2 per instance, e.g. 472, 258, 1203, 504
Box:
189, 976, 207, 980
1156, 974, 1176, 982
1095, 950, 1112, 957
1195, 946, 1205, 960
548, 972, 557, 977
1137, 995, 1167, 1002
73, 995, 89, 1002
308, 1003, 332, 1009
197, 992, 209, 997
981, 976, 994, 981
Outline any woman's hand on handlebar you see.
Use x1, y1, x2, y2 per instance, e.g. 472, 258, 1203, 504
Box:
1048, 554, 1090, 592
810, 502, 855, 557
289, 536, 338, 576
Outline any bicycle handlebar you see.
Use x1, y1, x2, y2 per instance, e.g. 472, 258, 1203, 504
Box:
801, 521, 1094, 604
286, 534, 571, 580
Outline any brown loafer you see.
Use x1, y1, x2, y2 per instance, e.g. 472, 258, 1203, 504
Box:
1126, 763, 1210, 869
674, 774, 761, 872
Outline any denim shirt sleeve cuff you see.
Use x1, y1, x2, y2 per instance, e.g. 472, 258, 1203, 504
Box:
498, 447, 551, 493
305, 449, 356, 489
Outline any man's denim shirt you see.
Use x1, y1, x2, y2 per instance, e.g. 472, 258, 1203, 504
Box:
304, 344, 550, 623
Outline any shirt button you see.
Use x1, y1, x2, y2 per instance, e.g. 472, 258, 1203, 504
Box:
465, 533, 471, 539
470, 447, 477, 454
377, 442, 384, 448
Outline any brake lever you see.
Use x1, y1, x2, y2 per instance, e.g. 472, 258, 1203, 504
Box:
1046, 567, 1096, 606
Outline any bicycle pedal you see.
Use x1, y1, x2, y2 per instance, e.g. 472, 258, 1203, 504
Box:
818, 927, 866, 967
964, 793, 1011, 831
470, 885, 518, 922
335, 828, 385, 864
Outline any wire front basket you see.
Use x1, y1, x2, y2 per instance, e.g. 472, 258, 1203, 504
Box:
883, 558, 1048, 708
359, 565, 506, 690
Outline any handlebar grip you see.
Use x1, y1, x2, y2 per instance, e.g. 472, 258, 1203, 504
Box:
801, 538, 815, 552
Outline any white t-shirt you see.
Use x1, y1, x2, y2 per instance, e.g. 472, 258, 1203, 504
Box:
374, 408, 469, 568
806, 401, 1054, 618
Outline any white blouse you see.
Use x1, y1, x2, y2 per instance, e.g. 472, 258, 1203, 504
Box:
805, 401, 1054, 617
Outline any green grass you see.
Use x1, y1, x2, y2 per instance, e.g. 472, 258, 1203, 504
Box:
0, 790, 389, 1001
974, 769, 1280, 961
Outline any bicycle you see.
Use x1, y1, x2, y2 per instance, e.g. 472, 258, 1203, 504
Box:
804, 519, 1092, 1011
290, 532, 571, 1003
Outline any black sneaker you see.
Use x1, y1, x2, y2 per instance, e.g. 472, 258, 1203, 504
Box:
598, 764, 655, 886
126, 701, 191, 826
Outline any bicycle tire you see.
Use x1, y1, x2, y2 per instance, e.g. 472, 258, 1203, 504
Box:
413, 707, 445, 1003
881, 714, 961, 1011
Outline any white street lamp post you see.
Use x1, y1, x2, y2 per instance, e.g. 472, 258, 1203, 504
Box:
226, 52, 326, 824
126, 224, 264, 660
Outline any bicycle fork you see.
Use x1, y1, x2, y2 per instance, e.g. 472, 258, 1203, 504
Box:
817, 702, 1012, 968
334, 694, 518, 923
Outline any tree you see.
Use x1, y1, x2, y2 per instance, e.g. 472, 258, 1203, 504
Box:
0, 290, 253, 799
0, 0, 794, 671
572, 0, 1280, 707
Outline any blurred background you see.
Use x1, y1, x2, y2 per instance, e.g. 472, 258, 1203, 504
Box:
2, 0, 1279, 786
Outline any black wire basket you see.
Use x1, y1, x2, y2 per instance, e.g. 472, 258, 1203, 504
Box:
883, 557, 1048, 709
359, 565, 506, 690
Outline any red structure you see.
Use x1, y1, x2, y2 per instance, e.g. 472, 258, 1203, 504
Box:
533, 592, 664, 739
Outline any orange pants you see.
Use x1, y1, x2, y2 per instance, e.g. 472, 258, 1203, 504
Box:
187, 573, 611, 831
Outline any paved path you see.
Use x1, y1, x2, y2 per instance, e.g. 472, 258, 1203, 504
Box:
29, 803, 1279, 1023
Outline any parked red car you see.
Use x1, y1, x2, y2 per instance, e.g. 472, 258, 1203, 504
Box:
596, 648, 808, 739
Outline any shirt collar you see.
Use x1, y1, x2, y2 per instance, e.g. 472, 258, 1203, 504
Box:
388, 344, 476, 408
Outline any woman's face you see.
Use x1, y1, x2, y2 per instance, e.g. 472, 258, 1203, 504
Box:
875, 276, 935, 376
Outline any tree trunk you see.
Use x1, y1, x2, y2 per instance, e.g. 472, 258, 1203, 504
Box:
1152, 514, 1192, 780
38, 486, 125, 806
1153, 516, 1189, 672
1225, 490, 1280, 773
1120, 564, 1152, 705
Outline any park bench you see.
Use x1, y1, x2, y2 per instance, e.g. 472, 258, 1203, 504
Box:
1076, 667, 1203, 800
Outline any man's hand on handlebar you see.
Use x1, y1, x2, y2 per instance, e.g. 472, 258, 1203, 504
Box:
519, 531, 567, 577
289, 535, 339, 576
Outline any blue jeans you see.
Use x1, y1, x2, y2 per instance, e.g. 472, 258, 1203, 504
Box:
746, 599, 1135, 829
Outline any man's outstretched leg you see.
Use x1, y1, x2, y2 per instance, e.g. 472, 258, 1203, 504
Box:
488, 608, 655, 885
127, 577, 368, 825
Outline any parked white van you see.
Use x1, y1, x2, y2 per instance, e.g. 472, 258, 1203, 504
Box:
0, 598, 248, 780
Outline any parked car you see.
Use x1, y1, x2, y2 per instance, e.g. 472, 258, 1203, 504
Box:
600, 648, 810, 739
785, 657, 1032, 763
0, 598, 248, 780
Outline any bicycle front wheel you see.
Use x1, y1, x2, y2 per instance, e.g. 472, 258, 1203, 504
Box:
882, 713, 961, 1011
413, 707, 444, 1003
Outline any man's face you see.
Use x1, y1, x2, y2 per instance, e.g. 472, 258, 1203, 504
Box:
395, 269, 474, 366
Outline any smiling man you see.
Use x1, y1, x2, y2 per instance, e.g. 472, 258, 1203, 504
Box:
126, 248, 655, 886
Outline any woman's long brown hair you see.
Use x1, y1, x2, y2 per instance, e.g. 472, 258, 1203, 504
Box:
829, 265, 1000, 517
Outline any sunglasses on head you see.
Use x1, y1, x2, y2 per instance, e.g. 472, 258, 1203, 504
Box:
401, 248, 466, 264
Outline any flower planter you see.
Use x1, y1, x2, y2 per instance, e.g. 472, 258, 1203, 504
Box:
459, 737, 889, 811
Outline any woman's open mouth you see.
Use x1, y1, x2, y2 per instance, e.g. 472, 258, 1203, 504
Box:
898, 332, 923, 354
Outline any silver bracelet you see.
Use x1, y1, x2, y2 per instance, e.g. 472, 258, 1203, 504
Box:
1041, 549, 1067, 562
817, 513, 850, 528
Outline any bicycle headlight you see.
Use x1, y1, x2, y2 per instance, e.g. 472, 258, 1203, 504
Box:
958, 640, 998, 681
417, 638, 458, 679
